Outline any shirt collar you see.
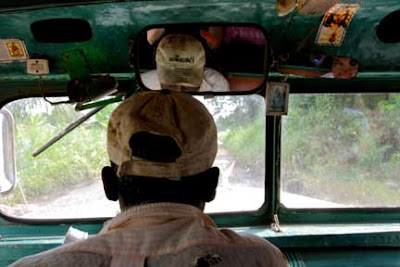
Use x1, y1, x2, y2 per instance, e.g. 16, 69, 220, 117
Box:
100, 202, 216, 234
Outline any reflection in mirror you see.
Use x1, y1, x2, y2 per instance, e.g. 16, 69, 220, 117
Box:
0, 115, 9, 193
135, 24, 267, 93
330, 56, 359, 79
278, 54, 359, 79
276, 0, 296, 16
0, 109, 16, 195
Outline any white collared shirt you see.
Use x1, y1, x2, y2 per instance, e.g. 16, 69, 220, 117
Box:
12, 202, 287, 267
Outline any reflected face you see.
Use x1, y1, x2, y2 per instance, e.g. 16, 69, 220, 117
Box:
332, 57, 359, 79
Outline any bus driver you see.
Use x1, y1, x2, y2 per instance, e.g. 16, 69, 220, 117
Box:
12, 90, 287, 266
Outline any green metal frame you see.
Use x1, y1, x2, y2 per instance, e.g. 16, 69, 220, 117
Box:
0, 0, 400, 265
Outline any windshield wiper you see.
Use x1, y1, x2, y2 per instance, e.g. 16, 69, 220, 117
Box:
32, 106, 105, 157
32, 95, 123, 157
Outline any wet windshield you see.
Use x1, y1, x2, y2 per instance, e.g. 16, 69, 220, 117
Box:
281, 93, 400, 208
0, 95, 266, 219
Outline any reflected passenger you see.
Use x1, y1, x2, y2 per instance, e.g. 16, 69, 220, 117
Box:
141, 34, 229, 92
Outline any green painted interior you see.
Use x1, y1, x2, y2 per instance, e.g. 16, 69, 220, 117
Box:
0, 0, 399, 266
0, 0, 399, 87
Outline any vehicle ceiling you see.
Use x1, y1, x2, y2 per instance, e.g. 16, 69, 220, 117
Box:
0, 0, 399, 104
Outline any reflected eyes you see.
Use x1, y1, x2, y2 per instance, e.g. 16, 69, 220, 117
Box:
350, 59, 359, 67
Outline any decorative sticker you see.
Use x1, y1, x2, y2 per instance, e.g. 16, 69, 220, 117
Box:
315, 3, 360, 46
7, 41, 25, 57
0, 39, 28, 62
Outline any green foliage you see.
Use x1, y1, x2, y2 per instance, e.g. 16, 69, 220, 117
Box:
378, 94, 400, 112
281, 93, 400, 206
214, 95, 265, 169
205, 96, 263, 132
1, 99, 117, 205
223, 116, 264, 166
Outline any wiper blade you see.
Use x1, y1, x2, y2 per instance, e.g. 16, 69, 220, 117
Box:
32, 106, 105, 157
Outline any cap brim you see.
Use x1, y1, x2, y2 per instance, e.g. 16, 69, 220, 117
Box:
157, 65, 203, 89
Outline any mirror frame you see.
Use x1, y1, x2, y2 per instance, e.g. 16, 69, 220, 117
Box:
0, 108, 16, 195
132, 22, 270, 95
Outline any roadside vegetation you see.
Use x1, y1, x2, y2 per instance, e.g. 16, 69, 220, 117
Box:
209, 95, 265, 186
281, 93, 400, 207
1, 93, 399, 208
215, 96, 265, 166
1, 99, 116, 205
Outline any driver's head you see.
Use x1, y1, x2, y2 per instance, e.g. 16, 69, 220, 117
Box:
156, 34, 206, 92
103, 90, 219, 210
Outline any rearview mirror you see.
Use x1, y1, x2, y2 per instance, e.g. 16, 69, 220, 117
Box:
133, 24, 268, 93
0, 108, 16, 195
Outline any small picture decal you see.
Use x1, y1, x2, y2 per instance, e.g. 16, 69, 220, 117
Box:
266, 82, 290, 116
0, 39, 28, 62
7, 41, 25, 57
316, 3, 360, 46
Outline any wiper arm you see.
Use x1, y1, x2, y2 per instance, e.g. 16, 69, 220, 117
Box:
32, 106, 105, 157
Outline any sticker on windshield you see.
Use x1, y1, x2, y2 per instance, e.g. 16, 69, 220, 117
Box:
315, 3, 360, 46
0, 39, 28, 62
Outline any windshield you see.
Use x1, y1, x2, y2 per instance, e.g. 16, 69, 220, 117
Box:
0, 95, 265, 219
281, 93, 400, 208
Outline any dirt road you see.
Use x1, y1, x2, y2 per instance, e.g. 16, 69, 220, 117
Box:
7, 153, 265, 219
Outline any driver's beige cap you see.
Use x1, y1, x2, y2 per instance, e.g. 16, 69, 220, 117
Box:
107, 90, 217, 179
156, 34, 206, 90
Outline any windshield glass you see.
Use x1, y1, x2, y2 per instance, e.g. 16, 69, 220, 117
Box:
0, 95, 265, 219
281, 93, 400, 208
